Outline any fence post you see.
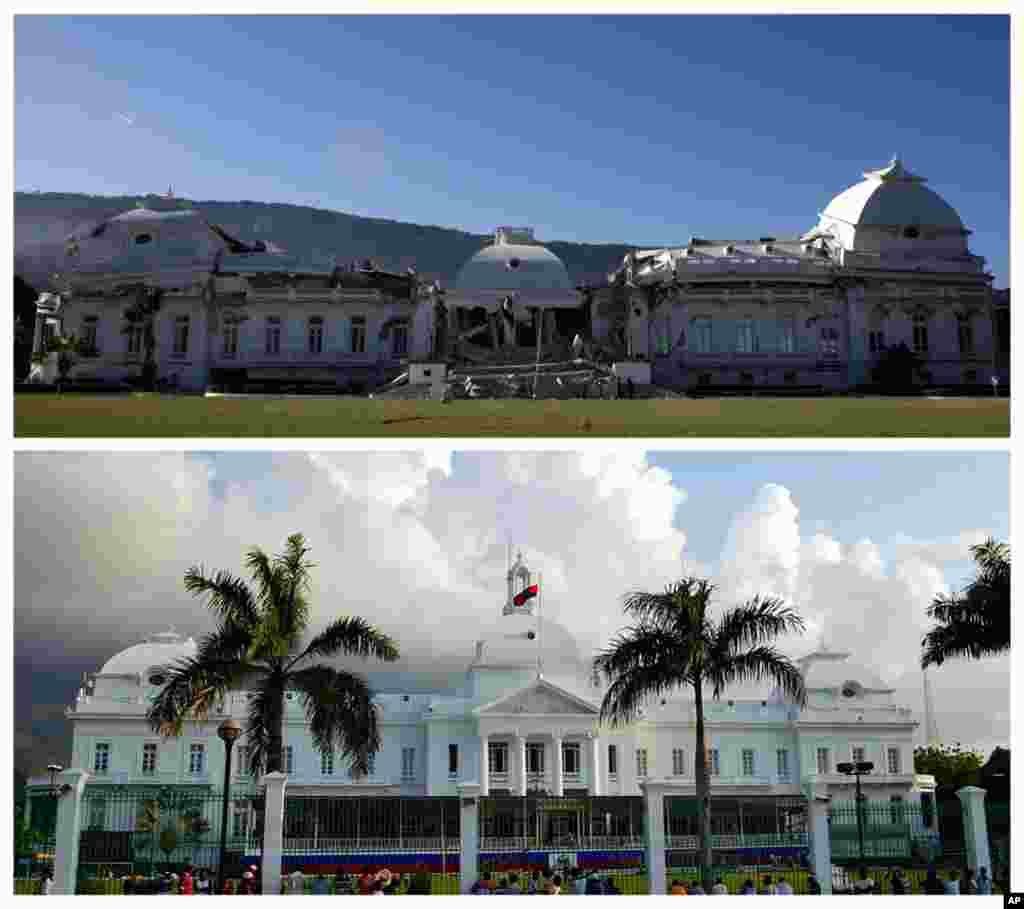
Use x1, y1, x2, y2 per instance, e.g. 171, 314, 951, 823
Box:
457, 783, 481, 894
955, 786, 991, 877
260, 772, 288, 897
639, 780, 667, 895
52, 769, 90, 895
803, 781, 833, 895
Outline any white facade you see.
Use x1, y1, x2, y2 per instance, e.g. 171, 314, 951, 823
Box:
47, 555, 922, 812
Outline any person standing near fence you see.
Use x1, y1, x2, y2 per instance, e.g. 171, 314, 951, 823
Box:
943, 870, 961, 895
42, 872, 53, 896
976, 868, 992, 895
710, 878, 728, 895
181, 868, 194, 895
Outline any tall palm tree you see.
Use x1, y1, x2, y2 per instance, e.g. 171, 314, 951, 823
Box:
921, 538, 1010, 669
146, 534, 400, 852
593, 578, 807, 887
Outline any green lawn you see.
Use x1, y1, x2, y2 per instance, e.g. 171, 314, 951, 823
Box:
14, 394, 1010, 438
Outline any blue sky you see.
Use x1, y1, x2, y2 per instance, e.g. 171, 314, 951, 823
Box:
14, 15, 1010, 286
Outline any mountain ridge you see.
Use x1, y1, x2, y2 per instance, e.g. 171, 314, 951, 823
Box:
14, 191, 638, 292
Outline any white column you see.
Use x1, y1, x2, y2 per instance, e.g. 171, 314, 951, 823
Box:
479, 734, 489, 796
956, 786, 992, 879
553, 736, 564, 797
261, 771, 288, 897
458, 783, 481, 893
590, 734, 602, 796
516, 735, 528, 797
53, 769, 90, 895
640, 780, 667, 895
803, 781, 833, 895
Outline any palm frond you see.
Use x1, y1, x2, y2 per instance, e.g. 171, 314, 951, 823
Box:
288, 616, 400, 670
702, 645, 807, 705
712, 597, 806, 653
183, 567, 259, 628
595, 625, 692, 726
290, 664, 380, 775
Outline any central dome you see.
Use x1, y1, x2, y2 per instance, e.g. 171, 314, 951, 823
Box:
100, 629, 197, 677
821, 158, 965, 232
455, 227, 572, 292
473, 612, 584, 673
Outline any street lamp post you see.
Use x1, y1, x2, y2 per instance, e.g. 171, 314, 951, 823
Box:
837, 761, 874, 869
216, 719, 242, 895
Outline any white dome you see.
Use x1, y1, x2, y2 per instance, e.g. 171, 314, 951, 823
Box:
474, 612, 584, 672
799, 648, 891, 693
821, 158, 965, 232
100, 629, 197, 678
455, 227, 572, 292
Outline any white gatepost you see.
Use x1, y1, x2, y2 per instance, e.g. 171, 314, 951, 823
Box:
52, 769, 90, 895
802, 781, 833, 895
458, 782, 481, 894
956, 786, 992, 878
261, 771, 288, 897
639, 780, 668, 895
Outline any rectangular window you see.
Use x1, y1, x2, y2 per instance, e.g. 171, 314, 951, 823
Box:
488, 742, 508, 775
265, 317, 281, 355
636, 748, 648, 778
173, 316, 190, 356
736, 318, 756, 353
222, 321, 239, 358
887, 747, 901, 775
308, 317, 324, 355
351, 316, 366, 354
448, 744, 459, 778
913, 316, 929, 353
232, 803, 249, 838
392, 323, 409, 357
527, 743, 545, 775
189, 743, 205, 775
94, 743, 110, 774
401, 747, 416, 781
852, 746, 866, 764
284, 745, 294, 775
710, 748, 720, 777
816, 747, 830, 775
868, 330, 885, 354
321, 750, 334, 777
780, 319, 796, 354
142, 743, 157, 775
562, 743, 580, 776
742, 748, 755, 777
672, 748, 686, 777
368, 752, 376, 777
607, 745, 618, 777
691, 318, 711, 354
958, 319, 974, 355
82, 317, 98, 352
776, 749, 790, 780
820, 326, 839, 358
127, 324, 144, 355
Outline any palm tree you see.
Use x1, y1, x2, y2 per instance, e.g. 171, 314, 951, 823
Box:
593, 578, 807, 887
146, 533, 400, 853
921, 538, 1010, 669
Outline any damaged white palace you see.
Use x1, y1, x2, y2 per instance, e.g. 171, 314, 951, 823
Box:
29, 158, 1002, 394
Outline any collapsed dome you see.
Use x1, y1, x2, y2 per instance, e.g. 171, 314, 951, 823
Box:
454, 227, 572, 292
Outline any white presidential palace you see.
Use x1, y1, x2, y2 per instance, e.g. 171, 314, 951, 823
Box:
27, 157, 1001, 394
28, 552, 939, 876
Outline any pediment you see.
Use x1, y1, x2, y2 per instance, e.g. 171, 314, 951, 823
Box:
476, 680, 599, 717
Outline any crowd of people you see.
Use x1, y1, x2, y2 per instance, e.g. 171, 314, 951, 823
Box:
470, 869, 625, 895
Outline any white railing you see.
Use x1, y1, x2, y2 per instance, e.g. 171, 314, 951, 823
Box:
282, 837, 459, 854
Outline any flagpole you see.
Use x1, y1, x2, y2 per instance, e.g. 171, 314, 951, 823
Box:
537, 571, 543, 679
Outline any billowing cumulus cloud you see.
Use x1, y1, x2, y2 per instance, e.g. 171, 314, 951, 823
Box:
14, 452, 1008, 774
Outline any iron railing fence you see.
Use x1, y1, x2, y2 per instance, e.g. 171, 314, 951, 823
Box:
827, 799, 930, 863
76, 783, 265, 874
280, 795, 459, 854
664, 795, 808, 854
479, 795, 644, 852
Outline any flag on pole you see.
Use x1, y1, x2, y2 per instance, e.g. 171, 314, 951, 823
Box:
513, 584, 539, 607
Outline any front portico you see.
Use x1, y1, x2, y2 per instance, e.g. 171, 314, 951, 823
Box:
474, 678, 602, 797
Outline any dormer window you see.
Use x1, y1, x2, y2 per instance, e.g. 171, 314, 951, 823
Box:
903, 226, 920, 239
841, 680, 863, 698
507, 257, 521, 270
134, 233, 153, 245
